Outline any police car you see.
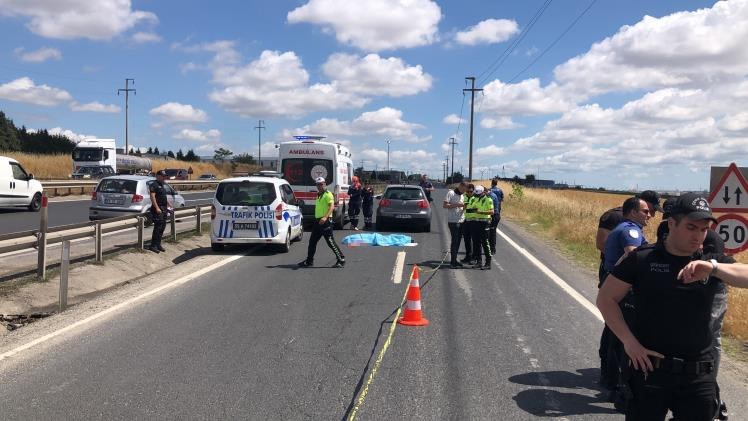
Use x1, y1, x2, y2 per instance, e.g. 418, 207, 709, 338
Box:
210, 175, 304, 252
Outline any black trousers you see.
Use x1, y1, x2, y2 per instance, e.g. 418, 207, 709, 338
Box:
462, 220, 474, 260
306, 219, 344, 263
448, 222, 462, 264
362, 201, 373, 227
626, 369, 717, 421
150, 210, 166, 247
489, 213, 500, 253
348, 200, 361, 228
470, 219, 491, 264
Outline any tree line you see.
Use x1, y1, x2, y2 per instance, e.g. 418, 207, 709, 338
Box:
0, 111, 76, 153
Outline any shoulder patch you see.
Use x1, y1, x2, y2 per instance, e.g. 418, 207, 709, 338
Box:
628, 229, 639, 239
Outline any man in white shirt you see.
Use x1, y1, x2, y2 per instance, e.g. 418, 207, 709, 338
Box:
443, 182, 467, 268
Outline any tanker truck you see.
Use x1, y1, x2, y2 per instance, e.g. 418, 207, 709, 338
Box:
72, 138, 152, 175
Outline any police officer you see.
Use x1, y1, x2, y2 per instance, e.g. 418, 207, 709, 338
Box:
299, 177, 346, 268
597, 193, 748, 421
148, 170, 169, 253
467, 185, 493, 270
460, 184, 476, 264
489, 178, 504, 254
361, 183, 374, 230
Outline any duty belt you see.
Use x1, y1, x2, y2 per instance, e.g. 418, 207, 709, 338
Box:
650, 356, 714, 375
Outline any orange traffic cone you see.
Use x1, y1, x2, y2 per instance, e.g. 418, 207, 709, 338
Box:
398, 265, 429, 326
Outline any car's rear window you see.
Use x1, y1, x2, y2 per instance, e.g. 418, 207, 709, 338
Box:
97, 179, 138, 194
384, 188, 423, 200
216, 181, 277, 206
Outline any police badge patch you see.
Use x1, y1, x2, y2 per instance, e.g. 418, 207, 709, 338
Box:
629, 229, 639, 239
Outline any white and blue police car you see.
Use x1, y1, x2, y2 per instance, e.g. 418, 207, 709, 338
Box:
210, 174, 303, 252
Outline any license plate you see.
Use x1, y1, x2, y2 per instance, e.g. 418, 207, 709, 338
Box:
233, 222, 258, 230
395, 214, 412, 219
104, 199, 124, 205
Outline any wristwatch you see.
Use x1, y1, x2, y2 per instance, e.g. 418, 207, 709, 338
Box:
709, 259, 719, 277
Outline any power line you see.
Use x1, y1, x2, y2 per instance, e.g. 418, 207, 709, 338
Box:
508, 0, 599, 84
476, 0, 554, 86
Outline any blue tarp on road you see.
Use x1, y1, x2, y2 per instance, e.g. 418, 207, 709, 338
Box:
342, 233, 414, 246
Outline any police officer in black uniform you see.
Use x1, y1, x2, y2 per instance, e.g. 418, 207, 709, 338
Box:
597, 193, 748, 420
148, 170, 169, 253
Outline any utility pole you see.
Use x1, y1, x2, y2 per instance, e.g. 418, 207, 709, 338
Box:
463, 77, 483, 181
445, 155, 450, 182
442, 160, 448, 182
386, 140, 391, 173
117, 78, 136, 155
448, 137, 458, 181
254, 120, 265, 165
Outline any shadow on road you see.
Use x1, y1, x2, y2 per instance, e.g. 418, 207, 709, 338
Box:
509, 368, 618, 417
171, 246, 213, 264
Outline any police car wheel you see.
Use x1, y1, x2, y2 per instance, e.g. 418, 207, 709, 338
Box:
293, 226, 304, 242
279, 230, 291, 253
211, 242, 224, 252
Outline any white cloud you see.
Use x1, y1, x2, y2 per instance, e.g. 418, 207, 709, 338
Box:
475, 144, 506, 156
174, 128, 221, 142
442, 114, 465, 125
29, 127, 97, 143
70, 101, 120, 113
150, 102, 208, 123
0, 77, 72, 106
719, 111, 748, 133
480, 116, 519, 130
322, 53, 432, 97
290, 107, 428, 142
481, 79, 574, 117
14, 46, 61, 63
0, 0, 158, 40
287, 0, 441, 51
455, 18, 518, 46
131, 31, 161, 43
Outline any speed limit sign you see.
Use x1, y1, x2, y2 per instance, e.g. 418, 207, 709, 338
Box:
712, 213, 748, 254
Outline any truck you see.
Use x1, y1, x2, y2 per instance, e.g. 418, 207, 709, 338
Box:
72, 138, 152, 175
279, 135, 353, 228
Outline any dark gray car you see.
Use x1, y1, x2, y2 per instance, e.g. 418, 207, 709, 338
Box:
89, 175, 185, 222
376, 185, 432, 232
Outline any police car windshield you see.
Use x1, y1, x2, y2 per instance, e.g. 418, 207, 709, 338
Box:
98, 179, 138, 194
216, 182, 277, 206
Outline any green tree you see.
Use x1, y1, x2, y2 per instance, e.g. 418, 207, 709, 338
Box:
147, 147, 153, 154
233, 153, 255, 164
153, 147, 160, 155
184, 149, 199, 162
176, 149, 184, 160
0, 111, 21, 151
213, 147, 233, 161
167, 150, 175, 158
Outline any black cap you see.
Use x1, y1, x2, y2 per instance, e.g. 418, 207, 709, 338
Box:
636, 190, 662, 212
669, 193, 717, 223
661, 197, 678, 219
156, 170, 167, 176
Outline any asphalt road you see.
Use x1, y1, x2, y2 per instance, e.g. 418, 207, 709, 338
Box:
0, 189, 745, 419
0, 191, 214, 235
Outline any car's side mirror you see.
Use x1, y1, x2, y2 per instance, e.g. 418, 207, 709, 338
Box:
27, 173, 34, 180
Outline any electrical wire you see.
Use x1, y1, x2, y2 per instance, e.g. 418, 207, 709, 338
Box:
508, 0, 599, 84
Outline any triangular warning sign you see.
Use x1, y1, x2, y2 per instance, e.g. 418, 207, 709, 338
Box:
708, 163, 748, 212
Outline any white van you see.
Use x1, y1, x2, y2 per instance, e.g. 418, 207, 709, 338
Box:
210, 174, 304, 252
278, 136, 353, 228
0, 156, 44, 211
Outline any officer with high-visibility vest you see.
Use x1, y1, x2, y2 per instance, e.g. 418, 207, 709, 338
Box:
465, 185, 493, 270
460, 184, 476, 265
298, 177, 346, 268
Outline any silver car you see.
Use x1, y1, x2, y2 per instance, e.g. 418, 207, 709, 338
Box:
376, 185, 432, 232
89, 175, 185, 222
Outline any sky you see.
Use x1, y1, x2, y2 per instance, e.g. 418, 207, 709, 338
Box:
0, 0, 746, 191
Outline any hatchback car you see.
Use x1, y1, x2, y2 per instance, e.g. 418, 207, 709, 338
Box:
71, 165, 115, 179
89, 175, 185, 222
210, 175, 303, 252
376, 185, 432, 232
198, 173, 217, 180
163, 168, 188, 180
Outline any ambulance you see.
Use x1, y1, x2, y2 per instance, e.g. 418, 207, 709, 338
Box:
210, 174, 304, 252
279, 136, 353, 228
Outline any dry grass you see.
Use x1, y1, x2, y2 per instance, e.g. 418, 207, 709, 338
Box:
4, 152, 255, 180
473, 180, 748, 341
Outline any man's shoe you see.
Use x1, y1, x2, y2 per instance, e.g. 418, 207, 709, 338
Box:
148, 247, 160, 253
298, 260, 313, 267
157, 245, 166, 252
482, 263, 491, 270
352, 226, 360, 231
332, 259, 345, 268
460, 257, 472, 264
473, 260, 482, 268
450, 261, 464, 268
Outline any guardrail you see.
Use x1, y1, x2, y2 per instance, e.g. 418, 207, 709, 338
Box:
0, 203, 211, 280
42, 180, 219, 196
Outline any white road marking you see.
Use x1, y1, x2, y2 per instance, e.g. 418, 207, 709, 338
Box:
392, 251, 405, 284
496, 228, 603, 322
0, 253, 245, 362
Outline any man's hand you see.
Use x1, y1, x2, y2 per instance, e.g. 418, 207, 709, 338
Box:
623, 339, 664, 372
678, 260, 712, 283
319, 216, 328, 224
155, 207, 162, 214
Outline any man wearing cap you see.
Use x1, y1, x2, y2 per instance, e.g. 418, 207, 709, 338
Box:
597, 193, 748, 420
443, 181, 467, 268
148, 170, 169, 253
466, 185, 494, 270
298, 177, 345, 268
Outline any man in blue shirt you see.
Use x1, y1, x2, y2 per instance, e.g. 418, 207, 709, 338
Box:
489, 179, 504, 254
603, 197, 652, 273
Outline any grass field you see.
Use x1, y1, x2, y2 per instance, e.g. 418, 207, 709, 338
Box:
471, 180, 748, 341
4, 152, 256, 180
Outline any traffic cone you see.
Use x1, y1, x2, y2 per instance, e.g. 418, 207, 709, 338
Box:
398, 265, 429, 326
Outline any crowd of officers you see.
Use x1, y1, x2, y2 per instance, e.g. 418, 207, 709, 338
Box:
595, 190, 748, 420
443, 179, 504, 270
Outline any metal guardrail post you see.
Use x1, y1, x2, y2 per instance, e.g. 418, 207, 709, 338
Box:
59, 240, 70, 311
170, 211, 177, 241
95, 223, 103, 262
195, 206, 202, 234
37, 194, 49, 280
137, 216, 145, 250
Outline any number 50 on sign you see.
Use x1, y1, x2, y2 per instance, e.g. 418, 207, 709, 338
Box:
712, 213, 748, 254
